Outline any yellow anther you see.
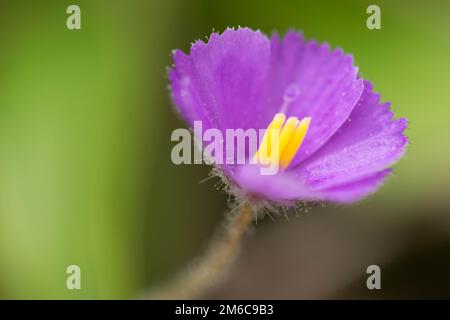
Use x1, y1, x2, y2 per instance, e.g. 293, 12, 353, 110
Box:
253, 113, 285, 164
254, 113, 311, 170
279, 117, 311, 169
278, 117, 300, 155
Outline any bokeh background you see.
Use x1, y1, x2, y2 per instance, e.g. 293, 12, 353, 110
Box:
0, 0, 449, 299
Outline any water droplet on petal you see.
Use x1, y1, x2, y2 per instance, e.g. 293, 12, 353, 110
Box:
283, 84, 300, 102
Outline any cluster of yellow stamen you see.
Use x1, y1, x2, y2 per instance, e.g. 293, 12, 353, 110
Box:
253, 113, 311, 169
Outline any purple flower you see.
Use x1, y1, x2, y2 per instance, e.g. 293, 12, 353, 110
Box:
169, 27, 408, 205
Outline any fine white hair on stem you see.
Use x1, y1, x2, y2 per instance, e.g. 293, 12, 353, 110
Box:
140, 164, 321, 299
141, 201, 255, 299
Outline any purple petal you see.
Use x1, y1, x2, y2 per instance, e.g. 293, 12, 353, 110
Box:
169, 50, 210, 127
170, 28, 273, 132
269, 31, 364, 165
232, 165, 317, 203
317, 169, 392, 203
232, 166, 391, 204
295, 80, 408, 190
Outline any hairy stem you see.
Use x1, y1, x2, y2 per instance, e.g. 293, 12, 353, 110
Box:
143, 202, 255, 299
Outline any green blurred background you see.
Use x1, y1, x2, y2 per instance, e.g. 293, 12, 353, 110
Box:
0, 0, 449, 299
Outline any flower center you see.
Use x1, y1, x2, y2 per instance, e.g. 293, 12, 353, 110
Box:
253, 113, 311, 170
